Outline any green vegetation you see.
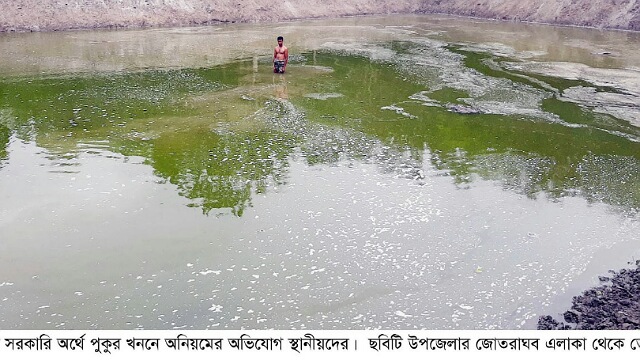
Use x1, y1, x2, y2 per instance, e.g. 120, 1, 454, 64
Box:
0, 123, 9, 165
0, 47, 638, 215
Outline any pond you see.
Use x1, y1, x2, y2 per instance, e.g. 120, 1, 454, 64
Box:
0, 15, 639, 330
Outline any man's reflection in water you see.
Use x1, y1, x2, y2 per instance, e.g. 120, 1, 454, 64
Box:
252, 55, 258, 85
274, 74, 288, 99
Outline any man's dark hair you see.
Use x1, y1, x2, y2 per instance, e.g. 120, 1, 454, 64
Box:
277, 36, 284, 41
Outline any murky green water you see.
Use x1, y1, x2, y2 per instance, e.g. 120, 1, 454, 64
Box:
0, 15, 639, 330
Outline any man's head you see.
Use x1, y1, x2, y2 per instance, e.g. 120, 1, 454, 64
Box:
277, 36, 283, 46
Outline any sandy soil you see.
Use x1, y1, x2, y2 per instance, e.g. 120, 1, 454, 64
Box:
0, 0, 639, 32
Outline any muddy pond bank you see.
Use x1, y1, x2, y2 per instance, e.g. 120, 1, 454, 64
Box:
538, 262, 640, 330
1, 0, 639, 32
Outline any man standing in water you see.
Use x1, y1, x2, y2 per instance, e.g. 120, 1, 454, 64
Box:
273, 36, 288, 73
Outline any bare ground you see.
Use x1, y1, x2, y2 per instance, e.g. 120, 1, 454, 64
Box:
0, 0, 639, 32
418, 0, 640, 31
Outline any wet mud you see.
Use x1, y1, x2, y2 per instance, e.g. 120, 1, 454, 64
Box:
538, 262, 640, 330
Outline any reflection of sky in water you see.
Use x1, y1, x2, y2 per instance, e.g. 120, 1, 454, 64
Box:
0, 17, 639, 330
0, 138, 637, 330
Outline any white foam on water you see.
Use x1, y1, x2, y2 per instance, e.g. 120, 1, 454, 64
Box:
304, 92, 344, 100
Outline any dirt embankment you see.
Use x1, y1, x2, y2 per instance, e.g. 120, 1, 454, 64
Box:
0, 0, 639, 32
418, 0, 640, 31
0, 0, 420, 31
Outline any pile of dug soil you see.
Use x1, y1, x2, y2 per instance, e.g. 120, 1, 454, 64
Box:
538, 263, 640, 330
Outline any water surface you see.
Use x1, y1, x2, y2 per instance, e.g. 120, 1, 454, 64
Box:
0, 15, 639, 330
